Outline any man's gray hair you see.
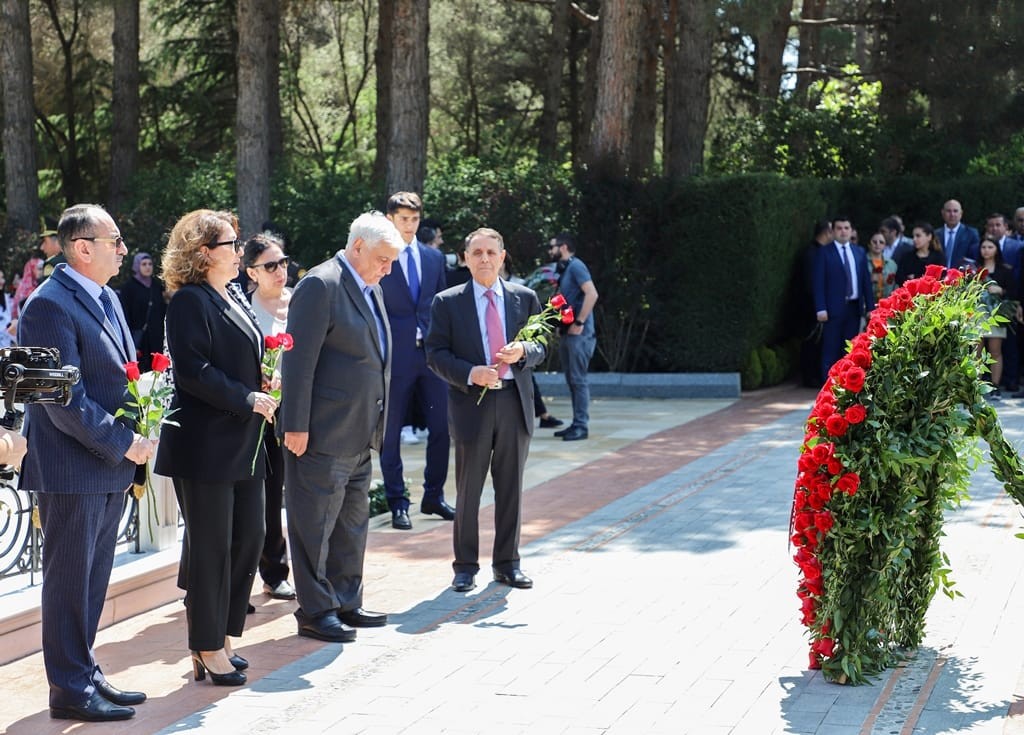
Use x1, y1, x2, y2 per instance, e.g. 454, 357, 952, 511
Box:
347, 211, 404, 251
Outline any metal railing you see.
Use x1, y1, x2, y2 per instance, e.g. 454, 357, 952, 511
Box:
0, 481, 139, 583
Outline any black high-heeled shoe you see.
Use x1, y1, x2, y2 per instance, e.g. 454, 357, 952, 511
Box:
191, 651, 247, 686
229, 654, 248, 671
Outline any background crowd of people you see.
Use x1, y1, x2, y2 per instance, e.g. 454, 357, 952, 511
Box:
801, 200, 1024, 397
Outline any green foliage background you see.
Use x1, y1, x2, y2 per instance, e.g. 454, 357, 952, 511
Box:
109, 160, 1024, 375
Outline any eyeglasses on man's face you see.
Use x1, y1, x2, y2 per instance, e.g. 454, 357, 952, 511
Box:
207, 239, 244, 253
250, 256, 290, 273
75, 235, 125, 249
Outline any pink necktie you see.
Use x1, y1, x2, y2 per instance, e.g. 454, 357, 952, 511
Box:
484, 289, 508, 379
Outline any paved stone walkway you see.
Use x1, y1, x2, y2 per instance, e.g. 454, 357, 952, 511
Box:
5, 386, 1024, 734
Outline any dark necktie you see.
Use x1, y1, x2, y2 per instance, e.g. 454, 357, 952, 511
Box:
364, 286, 387, 360
99, 290, 126, 349
838, 246, 853, 299
406, 248, 420, 303
484, 289, 508, 379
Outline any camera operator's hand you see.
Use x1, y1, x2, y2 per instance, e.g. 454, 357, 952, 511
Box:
124, 434, 158, 465
0, 429, 27, 469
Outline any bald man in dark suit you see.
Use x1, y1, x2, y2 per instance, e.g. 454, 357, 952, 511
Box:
426, 227, 546, 593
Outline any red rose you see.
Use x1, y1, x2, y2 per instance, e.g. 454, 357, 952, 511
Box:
825, 414, 848, 437
277, 333, 294, 350
848, 348, 871, 369
265, 334, 280, 350
801, 598, 816, 626
876, 296, 892, 310
561, 306, 575, 324
809, 651, 822, 669
549, 294, 567, 309
812, 637, 835, 658
891, 290, 913, 311
841, 366, 866, 392
867, 319, 888, 338
850, 333, 872, 352
150, 353, 171, 373
814, 511, 834, 533
125, 362, 141, 382
835, 472, 860, 496
844, 404, 867, 424
924, 264, 945, 279
944, 268, 964, 284
826, 457, 843, 475
797, 452, 818, 472
810, 442, 833, 463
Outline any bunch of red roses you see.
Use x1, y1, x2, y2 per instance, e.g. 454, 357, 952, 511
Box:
793, 263, 965, 671
250, 332, 294, 473
117, 353, 178, 535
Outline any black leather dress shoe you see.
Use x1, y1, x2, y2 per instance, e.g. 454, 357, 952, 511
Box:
539, 415, 564, 428
295, 609, 357, 642
452, 572, 476, 592
50, 691, 135, 721
553, 424, 576, 438
338, 607, 388, 627
493, 569, 533, 588
94, 679, 146, 706
421, 499, 455, 520
391, 509, 412, 530
561, 426, 588, 441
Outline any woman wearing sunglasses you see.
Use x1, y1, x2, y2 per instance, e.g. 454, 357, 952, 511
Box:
243, 232, 296, 604
155, 210, 278, 687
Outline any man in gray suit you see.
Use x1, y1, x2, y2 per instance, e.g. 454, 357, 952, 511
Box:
19, 204, 157, 721
426, 227, 546, 593
280, 211, 403, 642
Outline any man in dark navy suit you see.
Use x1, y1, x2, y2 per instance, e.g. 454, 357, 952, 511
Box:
20, 204, 157, 721
812, 216, 875, 384
379, 192, 454, 530
940, 199, 980, 269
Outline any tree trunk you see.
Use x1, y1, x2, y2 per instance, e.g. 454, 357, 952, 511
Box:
373, 0, 393, 188
588, 0, 646, 176
385, 0, 429, 195
753, 0, 791, 111
794, 0, 826, 103
537, 0, 570, 160
42, 0, 82, 206
0, 0, 39, 234
109, 0, 140, 216
628, 0, 660, 175
236, 0, 273, 237
663, 0, 714, 178
578, 7, 601, 166
266, 0, 283, 171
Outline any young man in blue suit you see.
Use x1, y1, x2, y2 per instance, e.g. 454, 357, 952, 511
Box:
379, 192, 454, 530
812, 216, 875, 384
19, 204, 157, 721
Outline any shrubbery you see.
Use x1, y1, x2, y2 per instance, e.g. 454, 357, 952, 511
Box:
106, 157, 1024, 377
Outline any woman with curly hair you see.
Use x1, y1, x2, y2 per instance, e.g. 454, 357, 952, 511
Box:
154, 210, 278, 687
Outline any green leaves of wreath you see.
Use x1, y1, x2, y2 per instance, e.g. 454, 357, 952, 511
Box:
791, 264, 1024, 685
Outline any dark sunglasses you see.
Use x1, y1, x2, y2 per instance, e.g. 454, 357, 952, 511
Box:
250, 256, 290, 273
207, 239, 244, 253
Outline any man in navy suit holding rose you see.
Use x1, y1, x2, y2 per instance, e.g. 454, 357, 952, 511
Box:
19, 204, 157, 721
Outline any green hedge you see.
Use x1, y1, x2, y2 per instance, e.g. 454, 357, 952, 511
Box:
110, 158, 1024, 374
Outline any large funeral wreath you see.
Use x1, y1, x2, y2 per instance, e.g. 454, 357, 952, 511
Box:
792, 264, 1024, 684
